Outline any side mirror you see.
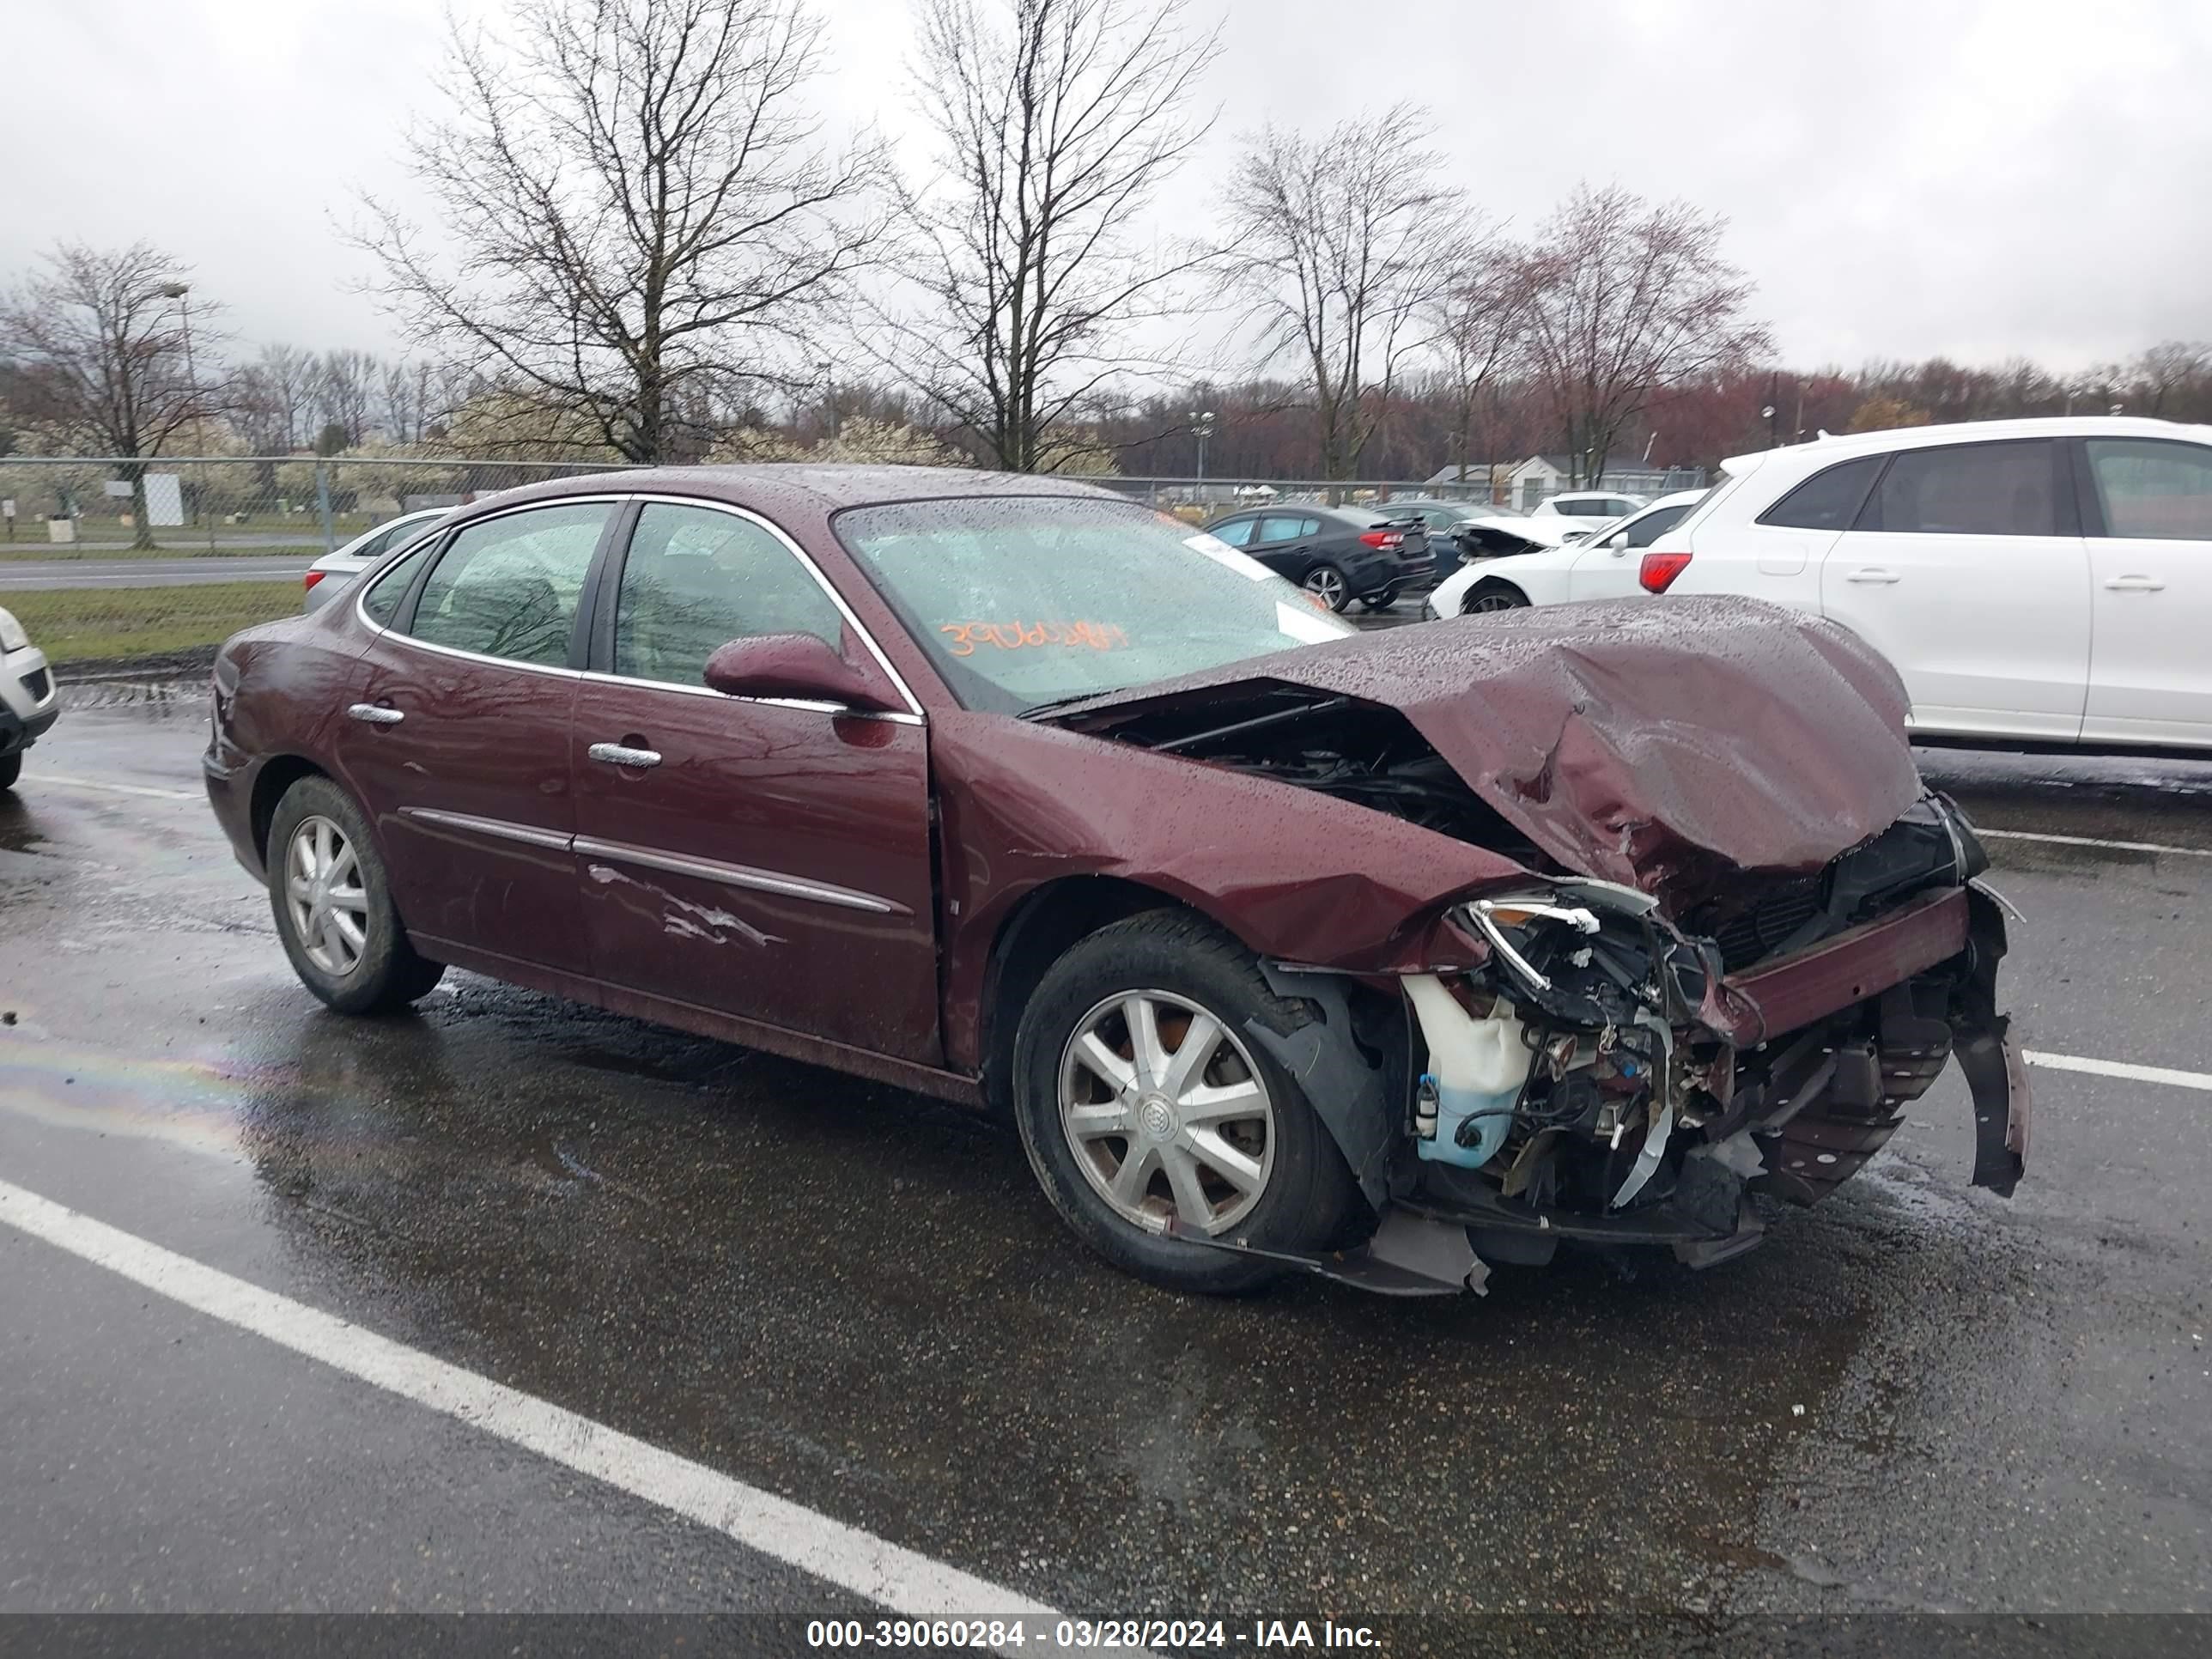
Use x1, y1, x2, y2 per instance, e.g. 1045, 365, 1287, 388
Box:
702, 633, 899, 712
1605, 530, 1631, 551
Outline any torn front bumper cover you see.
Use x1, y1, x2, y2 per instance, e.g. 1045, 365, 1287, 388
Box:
1169, 1207, 1493, 1298
1182, 882, 2030, 1297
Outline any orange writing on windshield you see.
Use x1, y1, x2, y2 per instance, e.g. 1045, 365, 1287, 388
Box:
940, 621, 1130, 657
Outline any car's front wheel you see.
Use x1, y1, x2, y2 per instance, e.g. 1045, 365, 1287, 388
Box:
1012, 911, 1358, 1294
1301, 563, 1351, 611
1460, 580, 1529, 615
267, 775, 444, 1015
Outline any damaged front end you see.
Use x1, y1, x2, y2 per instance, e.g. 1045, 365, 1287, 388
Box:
1388, 819, 2025, 1287
1187, 808, 2029, 1298
1052, 603, 2031, 1296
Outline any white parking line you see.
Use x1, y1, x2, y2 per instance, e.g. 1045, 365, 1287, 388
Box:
34, 772, 199, 802
0, 1176, 1067, 1644
2024, 1051, 2212, 1093
1980, 827, 2212, 860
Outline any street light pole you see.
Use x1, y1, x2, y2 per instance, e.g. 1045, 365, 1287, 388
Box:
125, 280, 198, 551
1188, 409, 1216, 488
817, 361, 837, 443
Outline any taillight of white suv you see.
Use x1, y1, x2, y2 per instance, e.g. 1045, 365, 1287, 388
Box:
1638, 550, 1692, 593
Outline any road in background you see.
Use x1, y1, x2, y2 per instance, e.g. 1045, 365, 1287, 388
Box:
0, 556, 316, 592
1, 686, 2208, 1632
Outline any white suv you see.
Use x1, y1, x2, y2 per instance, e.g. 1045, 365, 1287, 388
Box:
1431, 416, 2212, 751
0, 605, 59, 793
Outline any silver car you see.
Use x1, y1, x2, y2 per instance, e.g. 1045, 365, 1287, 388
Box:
0, 605, 59, 793
301, 507, 452, 611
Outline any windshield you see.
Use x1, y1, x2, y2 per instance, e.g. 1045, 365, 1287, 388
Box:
835, 495, 1354, 715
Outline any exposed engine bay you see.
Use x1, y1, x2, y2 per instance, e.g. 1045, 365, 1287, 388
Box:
1066, 676, 2027, 1294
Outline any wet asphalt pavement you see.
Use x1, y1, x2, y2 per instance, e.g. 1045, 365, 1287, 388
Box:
3, 629, 2209, 1642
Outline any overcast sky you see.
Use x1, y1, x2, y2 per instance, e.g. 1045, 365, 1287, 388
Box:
3, 0, 2207, 374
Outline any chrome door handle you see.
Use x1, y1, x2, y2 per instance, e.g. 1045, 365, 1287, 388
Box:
2103, 574, 2165, 592
347, 702, 404, 725
588, 742, 662, 769
1845, 567, 1900, 584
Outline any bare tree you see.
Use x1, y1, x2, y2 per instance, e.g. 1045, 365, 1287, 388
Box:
2131, 340, 2210, 416
0, 243, 224, 547
1219, 108, 1461, 481
313, 349, 378, 450
234, 343, 319, 453
380, 358, 443, 445
1515, 184, 1769, 485
882, 0, 1220, 471
1422, 228, 1530, 495
356, 0, 891, 464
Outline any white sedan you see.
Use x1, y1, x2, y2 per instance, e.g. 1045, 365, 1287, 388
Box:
1426, 491, 1707, 616
1422, 416, 2212, 751
301, 507, 452, 611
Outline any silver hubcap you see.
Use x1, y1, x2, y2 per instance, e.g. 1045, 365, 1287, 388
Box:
1057, 989, 1276, 1236
285, 815, 370, 976
1465, 590, 1521, 613
1303, 567, 1346, 608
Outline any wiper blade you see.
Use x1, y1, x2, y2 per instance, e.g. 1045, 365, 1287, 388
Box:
1019, 691, 1115, 720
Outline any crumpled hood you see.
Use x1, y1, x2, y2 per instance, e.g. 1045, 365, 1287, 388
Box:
1048, 598, 1924, 901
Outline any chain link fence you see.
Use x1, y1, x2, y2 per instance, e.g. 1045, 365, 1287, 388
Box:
0, 458, 639, 670
1082, 471, 1708, 521
0, 455, 1707, 670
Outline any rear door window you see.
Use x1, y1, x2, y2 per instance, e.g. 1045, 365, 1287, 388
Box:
405, 502, 612, 666
1861, 441, 2060, 536
2084, 439, 2212, 540
1255, 514, 1309, 544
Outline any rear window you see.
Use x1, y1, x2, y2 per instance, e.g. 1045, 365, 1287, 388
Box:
1759, 455, 1885, 531
1864, 441, 2058, 537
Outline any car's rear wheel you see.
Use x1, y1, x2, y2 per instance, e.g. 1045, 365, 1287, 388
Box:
1301, 563, 1351, 611
1461, 580, 1529, 615
1357, 584, 1401, 611
267, 776, 444, 1015
0, 750, 20, 793
1012, 910, 1357, 1294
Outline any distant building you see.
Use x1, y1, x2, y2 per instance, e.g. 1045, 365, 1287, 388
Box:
1427, 454, 1704, 510
1420, 461, 1515, 500
1422, 456, 1566, 508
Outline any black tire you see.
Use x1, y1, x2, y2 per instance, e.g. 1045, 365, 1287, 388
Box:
0, 750, 20, 793
1460, 580, 1529, 616
266, 775, 444, 1015
1301, 562, 1352, 612
1012, 909, 1358, 1295
1357, 584, 1401, 612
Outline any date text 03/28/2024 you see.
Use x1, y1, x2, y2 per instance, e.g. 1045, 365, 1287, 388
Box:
804, 1619, 1381, 1650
